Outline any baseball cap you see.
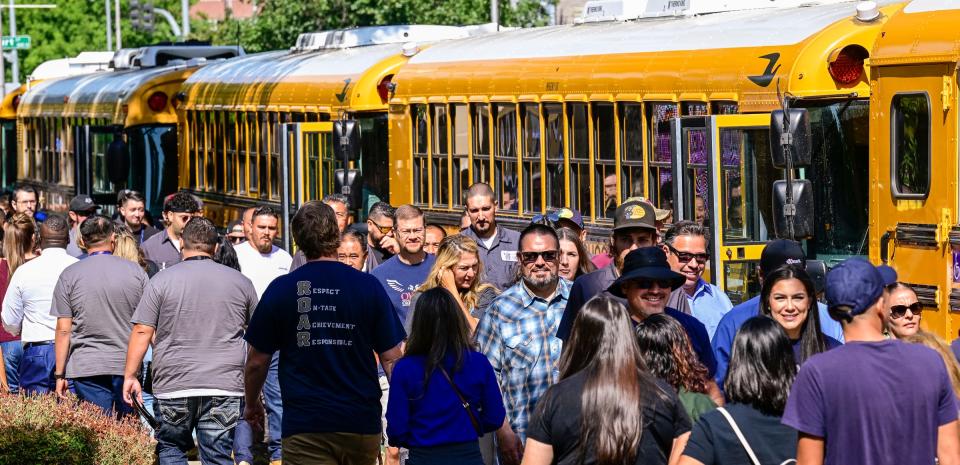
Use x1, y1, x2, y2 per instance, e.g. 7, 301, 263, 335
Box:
613, 199, 657, 232
226, 220, 244, 236
876, 264, 898, 287
825, 258, 887, 317
760, 239, 806, 275
69, 195, 100, 213
532, 208, 585, 230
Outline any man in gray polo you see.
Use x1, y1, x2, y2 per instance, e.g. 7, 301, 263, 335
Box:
123, 217, 258, 465
461, 183, 520, 291
141, 192, 201, 270
52, 215, 148, 417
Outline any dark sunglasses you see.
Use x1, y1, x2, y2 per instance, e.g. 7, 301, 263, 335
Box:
665, 243, 709, 264
630, 279, 673, 290
890, 302, 922, 319
520, 250, 559, 264
228, 236, 245, 244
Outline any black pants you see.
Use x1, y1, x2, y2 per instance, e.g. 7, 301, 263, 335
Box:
407, 441, 483, 465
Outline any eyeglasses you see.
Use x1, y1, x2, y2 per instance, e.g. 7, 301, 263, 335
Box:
665, 243, 709, 265
629, 279, 673, 290
890, 302, 922, 319
520, 250, 559, 264
396, 228, 424, 236
368, 219, 393, 235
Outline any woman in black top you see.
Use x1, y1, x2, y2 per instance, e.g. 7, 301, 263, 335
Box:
679, 317, 798, 465
525, 296, 691, 465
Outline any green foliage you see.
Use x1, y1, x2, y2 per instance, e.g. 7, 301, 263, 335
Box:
196, 0, 553, 54
0, 393, 153, 465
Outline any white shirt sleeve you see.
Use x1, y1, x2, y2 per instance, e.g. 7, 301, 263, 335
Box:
1, 272, 25, 336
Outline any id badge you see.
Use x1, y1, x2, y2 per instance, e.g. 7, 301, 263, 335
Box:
501, 251, 518, 262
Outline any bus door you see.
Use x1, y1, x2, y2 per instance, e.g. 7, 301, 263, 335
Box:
72, 124, 123, 214
708, 114, 773, 304
671, 116, 716, 282
279, 122, 333, 250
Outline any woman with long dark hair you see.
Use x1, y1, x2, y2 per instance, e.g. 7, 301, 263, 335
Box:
636, 313, 717, 422
523, 296, 691, 465
760, 264, 840, 365
386, 287, 505, 465
680, 317, 798, 465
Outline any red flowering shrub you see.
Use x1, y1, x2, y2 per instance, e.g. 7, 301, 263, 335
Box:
0, 393, 154, 465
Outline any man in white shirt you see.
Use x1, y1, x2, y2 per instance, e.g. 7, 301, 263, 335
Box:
234, 205, 291, 465
1, 214, 78, 394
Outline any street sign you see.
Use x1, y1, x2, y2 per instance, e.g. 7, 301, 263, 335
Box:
1, 36, 30, 50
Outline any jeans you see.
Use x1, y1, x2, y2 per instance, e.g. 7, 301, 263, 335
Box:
74, 375, 133, 418
263, 352, 283, 460
154, 396, 241, 465
19, 342, 55, 395
234, 352, 282, 462
0, 340, 22, 393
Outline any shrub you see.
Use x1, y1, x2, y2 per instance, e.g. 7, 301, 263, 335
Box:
0, 393, 154, 465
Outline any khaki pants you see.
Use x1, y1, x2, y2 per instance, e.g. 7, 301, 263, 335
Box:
282, 432, 381, 465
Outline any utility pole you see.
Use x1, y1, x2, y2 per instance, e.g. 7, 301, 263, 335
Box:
105, 0, 112, 50
491, 0, 499, 28
115, 0, 121, 49
8, 0, 15, 84
181, 0, 189, 38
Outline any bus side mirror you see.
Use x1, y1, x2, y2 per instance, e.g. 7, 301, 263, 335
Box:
105, 136, 129, 186
333, 120, 361, 162
770, 109, 811, 168
772, 179, 815, 239
335, 169, 363, 213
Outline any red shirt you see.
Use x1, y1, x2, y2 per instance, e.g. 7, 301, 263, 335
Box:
0, 260, 17, 343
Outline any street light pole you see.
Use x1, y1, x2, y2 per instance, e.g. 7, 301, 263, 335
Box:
8, 0, 16, 84
181, 0, 189, 38
105, 0, 112, 50
115, 0, 121, 49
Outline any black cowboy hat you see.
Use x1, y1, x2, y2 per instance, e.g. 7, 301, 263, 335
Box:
607, 247, 685, 298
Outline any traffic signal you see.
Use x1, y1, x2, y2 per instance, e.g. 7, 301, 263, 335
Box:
143, 1, 155, 33
130, 0, 140, 30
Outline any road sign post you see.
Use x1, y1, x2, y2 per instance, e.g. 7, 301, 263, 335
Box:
1, 35, 29, 50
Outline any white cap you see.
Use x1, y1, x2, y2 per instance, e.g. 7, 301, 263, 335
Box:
856, 1, 880, 22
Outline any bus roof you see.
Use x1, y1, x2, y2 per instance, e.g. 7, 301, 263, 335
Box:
181, 24, 498, 113
394, 0, 904, 111
871, 0, 960, 65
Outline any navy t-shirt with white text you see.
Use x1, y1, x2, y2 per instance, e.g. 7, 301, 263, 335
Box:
244, 260, 406, 437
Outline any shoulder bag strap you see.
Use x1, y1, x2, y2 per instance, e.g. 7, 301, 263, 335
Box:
439, 366, 483, 436
716, 407, 762, 465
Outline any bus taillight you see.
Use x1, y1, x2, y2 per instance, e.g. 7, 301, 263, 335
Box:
377, 74, 394, 104
147, 92, 168, 112
828, 45, 868, 85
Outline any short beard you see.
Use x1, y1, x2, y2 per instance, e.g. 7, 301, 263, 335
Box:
255, 240, 273, 254
523, 273, 558, 292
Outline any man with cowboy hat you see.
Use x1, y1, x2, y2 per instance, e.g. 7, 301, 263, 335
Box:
607, 246, 720, 402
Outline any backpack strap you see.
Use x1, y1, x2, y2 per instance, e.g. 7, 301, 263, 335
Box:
716, 407, 762, 465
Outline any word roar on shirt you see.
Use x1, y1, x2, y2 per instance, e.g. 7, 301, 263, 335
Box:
297, 280, 340, 296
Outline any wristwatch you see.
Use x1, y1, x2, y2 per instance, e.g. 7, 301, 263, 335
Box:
53, 372, 66, 380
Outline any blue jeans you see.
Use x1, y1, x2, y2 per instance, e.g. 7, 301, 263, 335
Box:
154, 396, 241, 465
234, 352, 282, 462
19, 342, 55, 395
74, 375, 133, 418
0, 340, 22, 393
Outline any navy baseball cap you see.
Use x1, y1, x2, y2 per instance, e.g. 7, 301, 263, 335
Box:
825, 258, 888, 316
876, 265, 898, 287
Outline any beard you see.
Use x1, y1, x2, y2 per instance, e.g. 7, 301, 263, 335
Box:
523, 272, 558, 292
255, 238, 273, 254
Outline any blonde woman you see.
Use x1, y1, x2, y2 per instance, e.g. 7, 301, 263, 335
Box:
113, 225, 158, 277
0, 213, 37, 394
407, 234, 498, 334
905, 330, 960, 401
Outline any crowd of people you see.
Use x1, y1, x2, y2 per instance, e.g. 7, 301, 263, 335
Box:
0, 181, 958, 465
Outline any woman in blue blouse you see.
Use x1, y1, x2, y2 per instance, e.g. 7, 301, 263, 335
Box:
386, 287, 506, 465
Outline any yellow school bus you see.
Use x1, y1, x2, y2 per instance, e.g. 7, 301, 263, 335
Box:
869, 0, 960, 338
0, 85, 27, 190
178, 25, 494, 237
18, 44, 242, 216
388, 0, 907, 303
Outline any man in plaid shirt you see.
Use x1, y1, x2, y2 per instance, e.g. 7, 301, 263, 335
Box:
475, 223, 571, 465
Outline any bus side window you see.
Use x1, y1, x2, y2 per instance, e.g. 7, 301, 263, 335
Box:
543, 103, 564, 210
472, 104, 491, 187
891, 93, 931, 199
493, 103, 518, 212
451, 104, 470, 208
567, 102, 590, 219
593, 102, 616, 219
431, 104, 449, 208
521, 103, 542, 214
647, 102, 678, 217
412, 104, 429, 205
619, 102, 643, 202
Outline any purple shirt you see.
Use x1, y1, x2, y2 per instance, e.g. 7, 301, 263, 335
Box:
782, 340, 957, 465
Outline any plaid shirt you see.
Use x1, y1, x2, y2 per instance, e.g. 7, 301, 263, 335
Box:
475, 278, 571, 441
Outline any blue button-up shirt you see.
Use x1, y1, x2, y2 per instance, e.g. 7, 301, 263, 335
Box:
475, 277, 571, 441
686, 278, 733, 342
462, 226, 520, 292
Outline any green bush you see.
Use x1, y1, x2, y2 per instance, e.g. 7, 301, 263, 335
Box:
0, 393, 154, 465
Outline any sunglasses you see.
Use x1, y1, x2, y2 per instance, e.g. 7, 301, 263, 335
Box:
629, 279, 673, 290
368, 219, 393, 235
665, 243, 709, 265
228, 236, 244, 244
520, 250, 559, 264
890, 302, 922, 319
